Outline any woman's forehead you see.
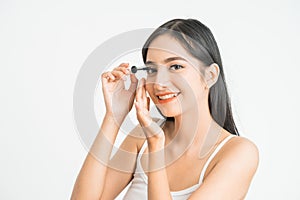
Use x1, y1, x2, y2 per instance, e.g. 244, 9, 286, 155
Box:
146, 34, 201, 66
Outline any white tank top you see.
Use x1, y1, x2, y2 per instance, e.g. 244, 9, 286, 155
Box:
123, 120, 236, 200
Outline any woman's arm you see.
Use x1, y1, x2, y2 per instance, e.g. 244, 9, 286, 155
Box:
100, 125, 145, 199
134, 78, 173, 200
71, 114, 122, 200
71, 115, 146, 200
71, 63, 138, 199
147, 142, 172, 200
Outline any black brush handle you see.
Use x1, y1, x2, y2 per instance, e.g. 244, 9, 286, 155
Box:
131, 66, 148, 74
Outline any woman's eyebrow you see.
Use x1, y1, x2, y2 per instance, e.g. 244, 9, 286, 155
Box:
145, 56, 188, 65
164, 56, 187, 63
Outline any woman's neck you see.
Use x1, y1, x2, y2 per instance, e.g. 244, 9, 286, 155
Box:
163, 100, 221, 158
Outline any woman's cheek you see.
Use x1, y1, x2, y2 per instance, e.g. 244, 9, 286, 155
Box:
145, 84, 154, 99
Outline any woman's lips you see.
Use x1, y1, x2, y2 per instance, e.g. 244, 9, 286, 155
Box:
156, 92, 180, 104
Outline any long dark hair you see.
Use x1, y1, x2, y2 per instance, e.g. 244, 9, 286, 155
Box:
142, 18, 239, 136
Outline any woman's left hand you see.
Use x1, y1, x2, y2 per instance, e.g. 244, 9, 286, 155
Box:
135, 78, 165, 150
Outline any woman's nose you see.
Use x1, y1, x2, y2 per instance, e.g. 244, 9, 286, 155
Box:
153, 68, 169, 89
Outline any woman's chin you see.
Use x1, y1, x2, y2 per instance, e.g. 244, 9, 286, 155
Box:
159, 109, 182, 118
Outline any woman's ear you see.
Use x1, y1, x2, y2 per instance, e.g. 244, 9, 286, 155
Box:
205, 63, 220, 88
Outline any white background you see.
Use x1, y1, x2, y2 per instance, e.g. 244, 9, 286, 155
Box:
1, 0, 299, 199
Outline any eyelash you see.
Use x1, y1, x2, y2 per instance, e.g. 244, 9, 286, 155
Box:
170, 64, 184, 71
146, 64, 184, 75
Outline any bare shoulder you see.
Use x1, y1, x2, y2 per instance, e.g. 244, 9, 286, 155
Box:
223, 136, 259, 158
219, 135, 260, 171
190, 135, 260, 199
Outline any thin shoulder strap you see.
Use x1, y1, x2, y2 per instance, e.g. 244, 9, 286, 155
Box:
198, 134, 236, 183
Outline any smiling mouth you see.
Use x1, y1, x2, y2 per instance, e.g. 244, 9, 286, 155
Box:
156, 92, 180, 103
157, 93, 178, 100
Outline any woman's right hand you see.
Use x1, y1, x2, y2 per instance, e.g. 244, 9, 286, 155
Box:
101, 63, 138, 122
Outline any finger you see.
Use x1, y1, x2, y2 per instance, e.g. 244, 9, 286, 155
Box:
147, 97, 150, 110
113, 67, 130, 81
128, 73, 138, 92
135, 101, 151, 126
135, 101, 141, 111
114, 66, 130, 75
141, 79, 147, 108
135, 79, 143, 103
111, 70, 126, 80
115, 63, 130, 73
141, 78, 146, 99
135, 101, 145, 118
101, 73, 108, 85
118, 63, 130, 68
107, 72, 115, 81
101, 72, 115, 82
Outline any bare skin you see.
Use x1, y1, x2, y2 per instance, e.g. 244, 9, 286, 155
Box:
132, 34, 259, 199
140, 122, 233, 192
71, 34, 259, 200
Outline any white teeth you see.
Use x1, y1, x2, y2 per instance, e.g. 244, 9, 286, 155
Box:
158, 93, 178, 100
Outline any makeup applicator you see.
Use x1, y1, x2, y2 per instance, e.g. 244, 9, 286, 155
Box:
131, 66, 148, 74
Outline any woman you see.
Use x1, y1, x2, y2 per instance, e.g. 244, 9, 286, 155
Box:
71, 18, 259, 200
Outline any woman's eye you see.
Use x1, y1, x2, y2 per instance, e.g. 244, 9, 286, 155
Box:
170, 64, 183, 70
146, 67, 157, 75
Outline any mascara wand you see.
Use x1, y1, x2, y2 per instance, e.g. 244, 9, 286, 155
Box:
131, 66, 148, 74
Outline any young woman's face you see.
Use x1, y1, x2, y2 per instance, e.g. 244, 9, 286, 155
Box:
145, 34, 209, 117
